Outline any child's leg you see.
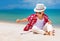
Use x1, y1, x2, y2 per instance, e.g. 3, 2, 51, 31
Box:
43, 23, 54, 36
31, 26, 45, 34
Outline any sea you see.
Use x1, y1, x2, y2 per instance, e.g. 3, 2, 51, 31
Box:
0, 9, 60, 25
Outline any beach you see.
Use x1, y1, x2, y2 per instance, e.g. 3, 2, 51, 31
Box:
0, 8, 60, 41
0, 0, 60, 41
0, 22, 60, 41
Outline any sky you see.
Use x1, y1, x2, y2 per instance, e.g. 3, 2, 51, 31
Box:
0, 0, 60, 10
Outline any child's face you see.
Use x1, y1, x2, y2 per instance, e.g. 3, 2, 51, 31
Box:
36, 11, 44, 16
36, 12, 44, 17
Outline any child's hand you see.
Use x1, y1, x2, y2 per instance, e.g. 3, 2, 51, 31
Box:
16, 19, 20, 23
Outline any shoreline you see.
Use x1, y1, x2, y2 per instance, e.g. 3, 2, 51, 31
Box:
0, 21, 60, 27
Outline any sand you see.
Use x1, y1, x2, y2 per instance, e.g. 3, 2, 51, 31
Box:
0, 22, 60, 41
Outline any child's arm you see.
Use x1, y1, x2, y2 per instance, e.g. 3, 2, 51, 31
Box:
16, 18, 28, 23
16, 14, 34, 23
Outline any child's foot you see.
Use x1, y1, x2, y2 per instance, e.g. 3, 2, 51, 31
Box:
44, 31, 49, 35
33, 32, 39, 34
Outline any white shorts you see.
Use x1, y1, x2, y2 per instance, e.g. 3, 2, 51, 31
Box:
43, 23, 53, 32
32, 26, 45, 34
31, 23, 53, 34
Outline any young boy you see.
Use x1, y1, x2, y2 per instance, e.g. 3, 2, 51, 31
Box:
16, 4, 54, 35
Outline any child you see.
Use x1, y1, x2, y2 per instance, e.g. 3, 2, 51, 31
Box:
16, 4, 54, 35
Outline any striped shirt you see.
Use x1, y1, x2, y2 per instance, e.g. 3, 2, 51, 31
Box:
24, 14, 48, 31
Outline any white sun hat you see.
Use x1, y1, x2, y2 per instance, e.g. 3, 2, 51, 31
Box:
34, 4, 46, 12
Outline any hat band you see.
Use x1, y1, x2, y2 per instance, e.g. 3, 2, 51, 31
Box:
36, 8, 44, 10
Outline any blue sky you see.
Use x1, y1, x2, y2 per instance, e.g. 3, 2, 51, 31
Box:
0, 0, 60, 9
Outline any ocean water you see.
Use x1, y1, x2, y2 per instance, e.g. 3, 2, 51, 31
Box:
0, 9, 60, 25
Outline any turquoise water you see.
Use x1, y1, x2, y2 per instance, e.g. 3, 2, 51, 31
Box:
0, 9, 60, 25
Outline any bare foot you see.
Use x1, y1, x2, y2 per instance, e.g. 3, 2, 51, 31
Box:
33, 32, 39, 34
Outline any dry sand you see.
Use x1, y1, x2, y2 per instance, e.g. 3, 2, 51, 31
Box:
0, 22, 60, 41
